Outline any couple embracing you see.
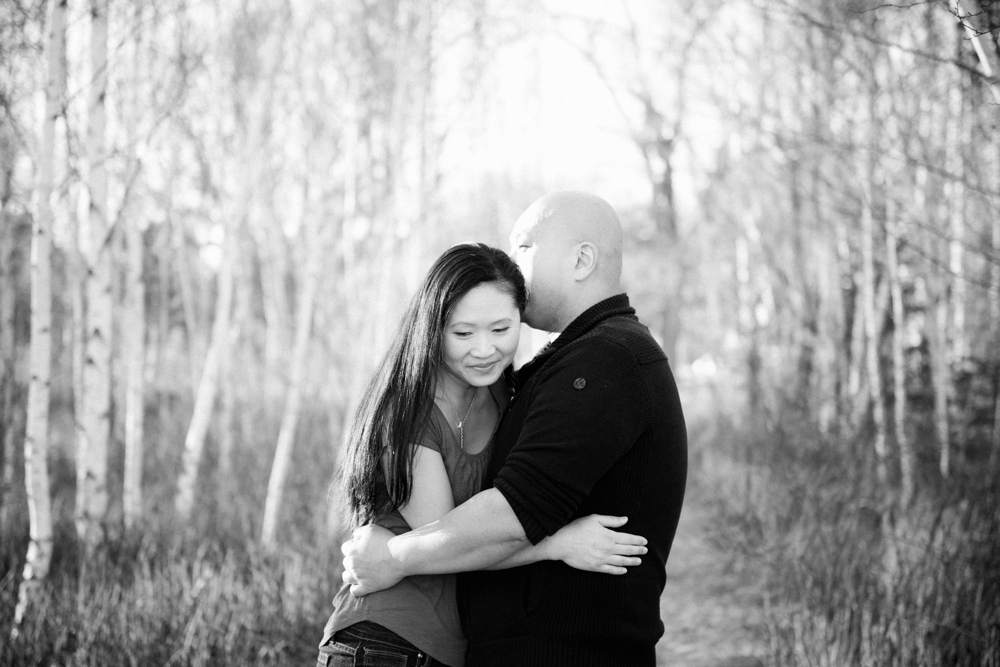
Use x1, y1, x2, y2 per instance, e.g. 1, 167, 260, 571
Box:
319, 192, 688, 667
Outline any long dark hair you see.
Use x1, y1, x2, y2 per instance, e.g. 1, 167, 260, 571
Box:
339, 243, 526, 529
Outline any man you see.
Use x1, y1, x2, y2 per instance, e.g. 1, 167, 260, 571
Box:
343, 191, 687, 666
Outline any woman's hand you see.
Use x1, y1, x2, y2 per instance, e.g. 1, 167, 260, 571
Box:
342, 524, 402, 596
543, 515, 647, 575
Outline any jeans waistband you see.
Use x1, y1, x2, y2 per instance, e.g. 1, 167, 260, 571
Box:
336, 621, 421, 652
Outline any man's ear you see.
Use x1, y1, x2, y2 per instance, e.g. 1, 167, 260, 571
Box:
572, 242, 598, 281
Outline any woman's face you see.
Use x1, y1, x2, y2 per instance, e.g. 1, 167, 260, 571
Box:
440, 282, 521, 389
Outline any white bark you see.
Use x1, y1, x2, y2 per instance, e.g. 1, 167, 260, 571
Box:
953, 0, 1000, 104
945, 77, 967, 364
860, 178, 888, 488
121, 1, 148, 532
13, 0, 65, 634
931, 294, 951, 478
122, 214, 146, 530
251, 216, 291, 402
159, 139, 203, 400
886, 203, 914, 507
70, 219, 85, 455
991, 145, 1000, 467
217, 338, 234, 482
0, 184, 15, 532
75, 0, 112, 549
0, 178, 13, 394
173, 212, 202, 398
261, 222, 321, 546
174, 233, 234, 522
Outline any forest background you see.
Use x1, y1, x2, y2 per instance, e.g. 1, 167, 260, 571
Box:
1, 0, 998, 665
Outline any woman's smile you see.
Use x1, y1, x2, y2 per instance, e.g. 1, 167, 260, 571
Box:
467, 359, 499, 372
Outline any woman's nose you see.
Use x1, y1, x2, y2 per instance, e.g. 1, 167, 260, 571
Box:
471, 334, 495, 356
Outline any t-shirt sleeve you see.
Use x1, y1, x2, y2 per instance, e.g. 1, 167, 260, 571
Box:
414, 407, 445, 453
493, 339, 647, 544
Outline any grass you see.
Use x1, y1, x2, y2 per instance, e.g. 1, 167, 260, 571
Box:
0, 396, 343, 666
0, 521, 342, 666
700, 407, 1000, 667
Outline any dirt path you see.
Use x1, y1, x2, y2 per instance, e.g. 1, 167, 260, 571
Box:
655, 498, 769, 667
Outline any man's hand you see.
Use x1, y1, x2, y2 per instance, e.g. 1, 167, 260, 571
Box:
341, 524, 402, 597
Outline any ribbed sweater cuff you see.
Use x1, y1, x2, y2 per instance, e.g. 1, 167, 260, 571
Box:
494, 477, 549, 545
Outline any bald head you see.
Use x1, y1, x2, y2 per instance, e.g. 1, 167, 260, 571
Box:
520, 191, 624, 284
509, 191, 625, 332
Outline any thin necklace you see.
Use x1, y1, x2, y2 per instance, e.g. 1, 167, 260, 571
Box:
455, 389, 478, 450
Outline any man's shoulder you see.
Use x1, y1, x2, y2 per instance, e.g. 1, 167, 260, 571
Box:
540, 319, 665, 383
577, 315, 667, 366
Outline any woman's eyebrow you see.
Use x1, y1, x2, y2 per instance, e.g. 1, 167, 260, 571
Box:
449, 316, 514, 327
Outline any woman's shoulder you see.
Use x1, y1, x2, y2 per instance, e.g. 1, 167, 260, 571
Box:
414, 403, 447, 451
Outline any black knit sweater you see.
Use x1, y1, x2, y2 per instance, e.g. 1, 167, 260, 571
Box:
458, 294, 688, 667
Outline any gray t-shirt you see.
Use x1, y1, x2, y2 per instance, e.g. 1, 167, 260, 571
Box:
322, 382, 507, 667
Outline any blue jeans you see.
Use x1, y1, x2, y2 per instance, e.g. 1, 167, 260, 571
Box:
317, 621, 449, 667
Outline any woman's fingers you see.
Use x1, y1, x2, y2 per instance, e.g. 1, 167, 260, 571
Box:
601, 552, 641, 569
594, 514, 629, 528
614, 531, 647, 546
613, 543, 647, 556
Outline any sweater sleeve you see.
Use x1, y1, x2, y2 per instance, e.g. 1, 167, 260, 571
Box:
493, 338, 647, 544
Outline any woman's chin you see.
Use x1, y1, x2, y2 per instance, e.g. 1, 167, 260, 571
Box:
463, 365, 506, 387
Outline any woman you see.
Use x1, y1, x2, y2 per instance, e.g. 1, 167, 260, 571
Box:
318, 244, 641, 667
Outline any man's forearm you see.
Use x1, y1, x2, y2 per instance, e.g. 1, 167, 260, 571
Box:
388, 488, 530, 576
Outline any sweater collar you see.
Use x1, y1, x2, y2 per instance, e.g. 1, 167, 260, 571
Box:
548, 293, 635, 353
515, 294, 634, 388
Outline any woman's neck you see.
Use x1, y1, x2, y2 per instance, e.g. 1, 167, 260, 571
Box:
435, 371, 479, 408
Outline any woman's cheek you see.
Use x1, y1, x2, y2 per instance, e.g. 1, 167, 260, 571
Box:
502, 331, 520, 362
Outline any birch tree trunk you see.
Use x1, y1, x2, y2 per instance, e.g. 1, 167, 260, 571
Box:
261, 217, 321, 546
122, 213, 146, 530
886, 199, 914, 507
174, 231, 234, 523
166, 146, 203, 399
834, 218, 858, 427
76, 0, 112, 549
13, 0, 65, 635
991, 144, 1000, 468
954, 0, 1000, 104
70, 214, 85, 458
930, 291, 952, 478
735, 231, 763, 415
928, 50, 968, 479
860, 178, 889, 488
252, 212, 291, 406
217, 335, 235, 484
946, 83, 967, 366
0, 181, 15, 532
120, 0, 148, 532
